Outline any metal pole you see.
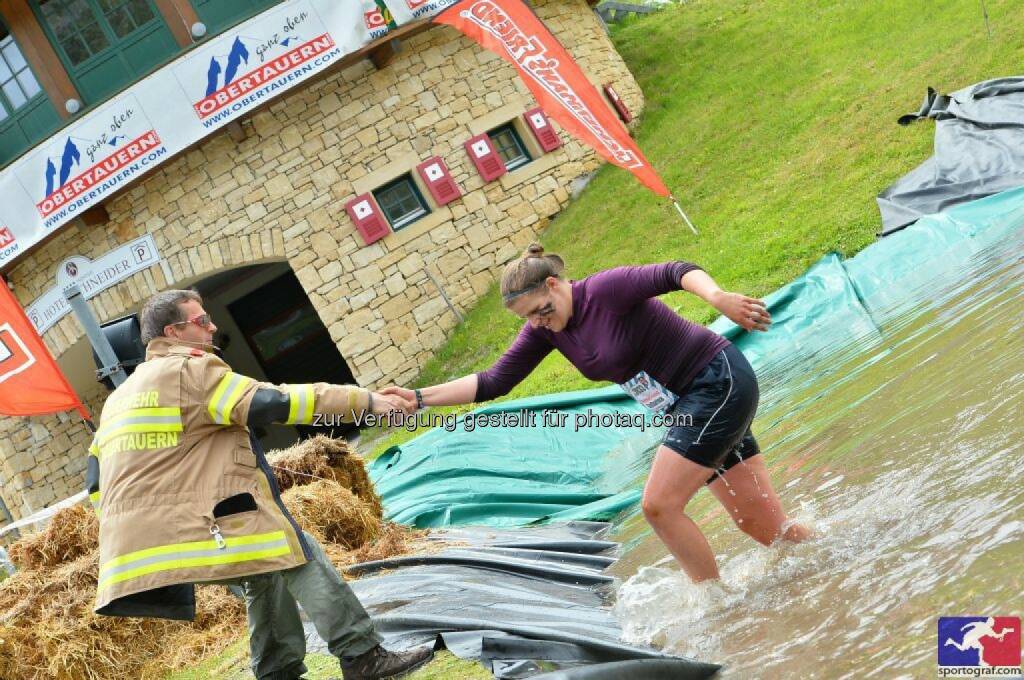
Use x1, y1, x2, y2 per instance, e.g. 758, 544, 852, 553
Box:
64, 284, 128, 388
0, 490, 17, 540
423, 267, 465, 324
980, 0, 992, 38
672, 199, 699, 236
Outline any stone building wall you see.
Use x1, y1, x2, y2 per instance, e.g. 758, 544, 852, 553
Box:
0, 0, 645, 520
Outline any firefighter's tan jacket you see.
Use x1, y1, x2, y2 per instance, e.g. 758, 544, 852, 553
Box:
87, 336, 371, 620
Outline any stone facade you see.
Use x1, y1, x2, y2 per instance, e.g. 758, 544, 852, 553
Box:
0, 0, 644, 521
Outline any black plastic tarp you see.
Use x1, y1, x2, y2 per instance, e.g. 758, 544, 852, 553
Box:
877, 76, 1024, 235
301, 522, 720, 678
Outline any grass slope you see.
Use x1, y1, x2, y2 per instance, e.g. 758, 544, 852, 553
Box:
364, 0, 1024, 457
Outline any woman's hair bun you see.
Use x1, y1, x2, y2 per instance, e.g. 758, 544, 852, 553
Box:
500, 242, 565, 302
523, 242, 545, 258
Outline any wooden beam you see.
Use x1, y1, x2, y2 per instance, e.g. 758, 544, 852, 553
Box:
368, 39, 399, 70
351, 21, 429, 62
225, 120, 246, 143
80, 204, 109, 227
0, 0, 79, 118
153, 0, 199, 49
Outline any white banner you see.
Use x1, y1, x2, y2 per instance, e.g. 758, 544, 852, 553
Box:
25, 234, 161, 334
0, 0, 458, 271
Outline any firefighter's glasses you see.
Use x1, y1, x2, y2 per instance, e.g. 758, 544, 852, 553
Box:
170, 313, 213, 329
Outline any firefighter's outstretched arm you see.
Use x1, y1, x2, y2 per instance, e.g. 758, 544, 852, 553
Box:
247, 388, 291, 426
244, 382, 380, 427
185, 355, 411, 429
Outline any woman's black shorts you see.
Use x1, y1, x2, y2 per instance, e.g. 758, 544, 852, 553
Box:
662, 342, 761, 483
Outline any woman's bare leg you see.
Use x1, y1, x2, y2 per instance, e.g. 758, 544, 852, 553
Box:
641, 446, 720, 582
707, 453, 812, 546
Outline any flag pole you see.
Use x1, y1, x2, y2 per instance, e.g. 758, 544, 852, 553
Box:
671, 196, 699, 235
980, 0, 992, 38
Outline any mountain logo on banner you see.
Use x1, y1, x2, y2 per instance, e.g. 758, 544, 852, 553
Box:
205, 37, 252, 97
27, 97, 166, 225
182, 5, 339, 125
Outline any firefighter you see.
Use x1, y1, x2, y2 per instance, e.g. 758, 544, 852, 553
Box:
86, 289, 432, 680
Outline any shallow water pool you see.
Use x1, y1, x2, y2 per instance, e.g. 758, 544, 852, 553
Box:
610, 228, 1023, 678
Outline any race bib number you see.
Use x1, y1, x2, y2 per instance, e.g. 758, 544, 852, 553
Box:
619, 371, 678, 412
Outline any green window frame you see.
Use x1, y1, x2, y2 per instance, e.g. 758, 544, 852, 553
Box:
30, 0, 179, 105
99, 0, 160, 40
0, 28, 44, 121
36, 0, 112, 67
373, 174, 429, 230
487, 123, 532, 170
192, 0, 283, 38
0, 20, 61, 167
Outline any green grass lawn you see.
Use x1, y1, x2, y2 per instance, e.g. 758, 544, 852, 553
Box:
173, 0, 1024, 676
361, 0, 1024, 458
164, 638, 490, 679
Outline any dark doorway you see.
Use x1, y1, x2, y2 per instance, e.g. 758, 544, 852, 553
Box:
227, 269, 358, 438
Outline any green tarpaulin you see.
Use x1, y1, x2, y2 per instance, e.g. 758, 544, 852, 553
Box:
370, 187, 1024, 528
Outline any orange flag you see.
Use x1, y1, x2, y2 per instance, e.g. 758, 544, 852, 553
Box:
0, 281, 88, 418
435, 0, 671, 197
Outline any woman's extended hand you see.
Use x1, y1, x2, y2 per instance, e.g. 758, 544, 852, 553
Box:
711, 291, 771, 332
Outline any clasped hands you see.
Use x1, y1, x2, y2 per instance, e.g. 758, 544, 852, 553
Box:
369, 386, 418, 415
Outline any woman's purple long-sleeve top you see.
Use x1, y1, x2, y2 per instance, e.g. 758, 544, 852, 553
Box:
475, 262, 730, 402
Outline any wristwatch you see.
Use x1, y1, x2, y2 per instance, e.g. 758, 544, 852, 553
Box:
414, 389, 424, 410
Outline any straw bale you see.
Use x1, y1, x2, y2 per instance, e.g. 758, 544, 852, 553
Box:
281, 479, 381, 549
325, 522, 433, 572
354, 521, 430, 564
0, 545, 247, 680
8, 505, 98, 570
268, 435, 383, 517
0, 436, 431, 679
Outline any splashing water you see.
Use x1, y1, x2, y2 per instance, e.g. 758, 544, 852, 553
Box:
611, 231, 1024, 678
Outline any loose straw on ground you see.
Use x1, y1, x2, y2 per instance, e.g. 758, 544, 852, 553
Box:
0, 436, 432, 680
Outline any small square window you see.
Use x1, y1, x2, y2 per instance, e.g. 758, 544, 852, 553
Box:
487, 123, 531, 171
373, 174, 429, 230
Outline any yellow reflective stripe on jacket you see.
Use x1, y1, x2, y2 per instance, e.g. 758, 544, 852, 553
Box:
285, 385, 316, 424
96, 407, 183, 448
97, 531, 290, 593
208, 372, 253, 425
90, 491, 102, 517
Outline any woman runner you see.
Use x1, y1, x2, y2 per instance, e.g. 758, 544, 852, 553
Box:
383, 244, 811, 582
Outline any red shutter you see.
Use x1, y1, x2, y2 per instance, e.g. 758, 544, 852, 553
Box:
345, 194, 390, 245
464, 133, 506, 182
523, 107, 562, 152
603, 83, 632, 124
416, 156, 462, 205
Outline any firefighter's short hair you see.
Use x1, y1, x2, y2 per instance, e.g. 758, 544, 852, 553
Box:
140, 289, 202, 344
